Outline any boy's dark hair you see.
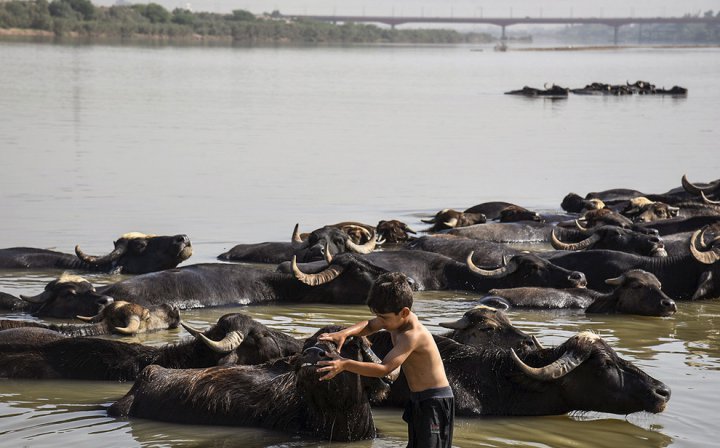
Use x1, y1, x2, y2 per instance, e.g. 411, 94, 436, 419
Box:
366, 272, 413, 314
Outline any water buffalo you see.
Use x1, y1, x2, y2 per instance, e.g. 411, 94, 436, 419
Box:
498, 205, 543, 222
372, 331, 670, 416
682, 174, 720, 200
406, 235, 518, 267
218, 224, 377, 263
8, 254, 394, 317
0, 300, 180, 336
0, 313, 302, 380
0, 233, 192, 274
376, 220, 416, 244
550, 225, 667, 257
447, 221, 555, 243
437, 305, 541, 351
505, 84, 569, 98
560, 193, 606, 213
480, 270, 677, 316
284, 251, 586, 293
108, 327, 392, 442
421, 208, 486, 232
544, 228, 720, 300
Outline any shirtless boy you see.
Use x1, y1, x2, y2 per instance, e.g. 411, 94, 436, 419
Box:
317, 272, 454, 448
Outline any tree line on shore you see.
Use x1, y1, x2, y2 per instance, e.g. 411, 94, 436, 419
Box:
0, 0, 493, 44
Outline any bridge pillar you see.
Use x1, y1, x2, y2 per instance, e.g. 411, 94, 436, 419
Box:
613, 25, 620, 45
501, 25, 507, 41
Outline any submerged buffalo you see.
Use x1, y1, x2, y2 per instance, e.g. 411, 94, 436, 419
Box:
421, 208, 486, 232
6, 254, 394, 317
0, 300, 180, 337
218, 224, 377, 263
480, 270, 677, 316
0, 313, 301, 380
0, 233, 192, 274
108, 327, 392, 442
372, 331, 670, 416
376, 220, 417, 244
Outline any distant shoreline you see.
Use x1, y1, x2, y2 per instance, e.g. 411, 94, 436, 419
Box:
513, 44, 720, 51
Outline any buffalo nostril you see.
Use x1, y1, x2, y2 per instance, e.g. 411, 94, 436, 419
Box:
662, 299, 677, 311
655, 385, 671, 401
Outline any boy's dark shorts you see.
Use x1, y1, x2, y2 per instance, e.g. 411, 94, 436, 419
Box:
402, 386, 454, 448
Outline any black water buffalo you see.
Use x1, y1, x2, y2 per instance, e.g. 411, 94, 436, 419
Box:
437, 305, 541, 351
480, 270, 677, 316
447, 221, 555, 243
0, 300, 180, 337
218, 224, 377, 263
498, 205, 543, 223
682, 174, 720, 200
421, 208, 487, 232
108, 327, 391, 442
375, 220, 416, 244
406, 235, 518, 267
4, 273, 115, 318
0, 233, 192, 274
505, 84, 569, 98
545, 228, 720, 300
575, 174, 719, 207
283, 251, 586, 293
7, 254, 393, 317
0, 313, 302, 380
372, 331, 670, 416
561, 193, 606, 213
550, 225, 667, 257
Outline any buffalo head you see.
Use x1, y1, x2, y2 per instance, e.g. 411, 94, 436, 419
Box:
466, 252, 587, 289
376, 220, 417, 244
498, 206, 543, 223
584, 270, 676, 316
551, 225, 666, 257
19, 273, 114, 318
291, 225, 377, 262
76, 301, 180, 335
422, 209, 486, 232
75, 232, 192, 274
439, 305, 541, 352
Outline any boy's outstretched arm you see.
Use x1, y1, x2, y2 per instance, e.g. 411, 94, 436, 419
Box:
318, 318, 383, 350
317, 334, 413, 381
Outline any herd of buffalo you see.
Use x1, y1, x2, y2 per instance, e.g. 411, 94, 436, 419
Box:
2, 174, 720, 442
505, 80, 688, 97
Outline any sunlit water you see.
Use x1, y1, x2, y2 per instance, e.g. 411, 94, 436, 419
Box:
0, 41, 719, 447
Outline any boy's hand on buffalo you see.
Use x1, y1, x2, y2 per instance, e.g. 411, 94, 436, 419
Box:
317, 351, 345, 381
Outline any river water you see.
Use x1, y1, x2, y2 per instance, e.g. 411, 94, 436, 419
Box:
0, 41, 719, 447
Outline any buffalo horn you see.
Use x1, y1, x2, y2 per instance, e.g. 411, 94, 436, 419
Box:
510, 347, 590, 381
421, 217, 436, 224
551, 229, 601, 251
443, 217, 458, 228
19, 290, 53, 304
197, 331, 244, 353
604, 274, 626, 286
75, 241, 127, 266
531, 335, 545, 350
292, 256, 344, 286
438, 315, 471, 330
346, 230, 377, 254
701, 191, 720, 205
323, 243, 333, 264
114, 315, 141, 335
360, 343, 400, 382
466, 251, 511, 278
690, 229, 720, 264
291, 223, 303, 244
574, 220, 589, 231
76, 313, 101, 323
682, 174, 713, 196
181, 321, 205, 337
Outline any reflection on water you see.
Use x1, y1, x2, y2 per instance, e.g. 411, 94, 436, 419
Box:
1, 41, 719, 447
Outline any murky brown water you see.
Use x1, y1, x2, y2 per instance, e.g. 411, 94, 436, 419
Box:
1, 41, 719, 447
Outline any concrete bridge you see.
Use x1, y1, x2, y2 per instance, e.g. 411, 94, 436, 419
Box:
282, 15, 720, 45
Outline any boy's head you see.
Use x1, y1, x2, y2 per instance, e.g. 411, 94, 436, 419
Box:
366, 272, 414, 316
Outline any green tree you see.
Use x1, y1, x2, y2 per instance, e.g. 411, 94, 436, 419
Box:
230, 9, 254, 21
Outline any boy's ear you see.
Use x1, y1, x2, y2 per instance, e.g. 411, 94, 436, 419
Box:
400, 307, 411, 318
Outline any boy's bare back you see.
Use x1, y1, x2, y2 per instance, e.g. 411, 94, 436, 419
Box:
388, 312, 449, 392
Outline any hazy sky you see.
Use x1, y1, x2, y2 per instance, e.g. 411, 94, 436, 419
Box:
96, 0, 719, 17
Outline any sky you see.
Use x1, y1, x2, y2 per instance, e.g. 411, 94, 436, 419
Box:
96, 0, 720, 17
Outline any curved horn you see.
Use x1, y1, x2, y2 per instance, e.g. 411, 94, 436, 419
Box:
531, 335, 544, 350
682, 174, 713, 195
76, 313, 101, 323
292, 256, 344, 286
345, 230, 377, 254
690, 229, 720, 264
511, 348, 590, 381
19, 290, 53, 304
341, 224, 372, 240
466, 251, 509, 278
443, 217, 458, 228
323, 243, 333, 264
113, 315, 141, 335
701, 191, 720, 205
197, 330, 244, 353
551, 229, 601, 251
291, 223, 303, 244
181, 321, 205, 337
438, 315, 472, 330
421, 217, 436, 224
75, 241, 127, 266
574, 219, 589, 231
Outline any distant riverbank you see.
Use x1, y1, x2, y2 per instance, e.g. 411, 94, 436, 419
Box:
0, 1, 492, 45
